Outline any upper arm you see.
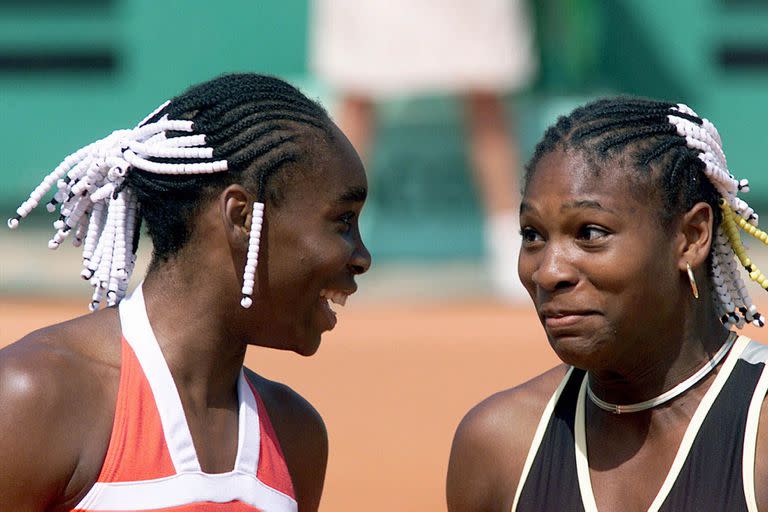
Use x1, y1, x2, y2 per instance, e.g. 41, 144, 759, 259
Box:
447, 365, 568, 512
447, 402, 511, 512
278, 390, 328, 512
0, 347, 80, 510
246, 370, 328, 512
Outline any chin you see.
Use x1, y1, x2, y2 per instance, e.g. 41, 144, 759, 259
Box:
294, 344, 320, 357
291, 333, 322, 357
547, 333, 605, 369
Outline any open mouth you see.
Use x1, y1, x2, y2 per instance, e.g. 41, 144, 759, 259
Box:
318, 289, 351, 329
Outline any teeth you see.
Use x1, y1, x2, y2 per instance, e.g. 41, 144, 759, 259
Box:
331, 293, 347, 306
320, 289, 349, 306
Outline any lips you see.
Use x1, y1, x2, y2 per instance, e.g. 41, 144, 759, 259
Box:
320, 289, 350, 306
318, 288, 355, 330
539, 307, 600, 330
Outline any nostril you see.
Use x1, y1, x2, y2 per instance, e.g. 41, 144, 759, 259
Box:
350, 245, 372, 275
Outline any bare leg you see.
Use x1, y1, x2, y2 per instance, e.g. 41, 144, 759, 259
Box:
464, 91, 527, 302
464, 91, 521, 214
336, 94, 376, 164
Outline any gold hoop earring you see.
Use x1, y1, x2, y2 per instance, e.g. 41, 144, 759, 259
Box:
686, 262, 699, 299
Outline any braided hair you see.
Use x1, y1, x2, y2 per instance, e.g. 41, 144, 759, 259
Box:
8, 73, 334, 310
525, 97, 765, 329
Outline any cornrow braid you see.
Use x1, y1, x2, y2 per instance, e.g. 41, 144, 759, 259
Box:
8, 73, 333, 310
525, 96, 765, 328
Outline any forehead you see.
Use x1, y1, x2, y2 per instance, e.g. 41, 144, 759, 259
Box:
523, 147, 652, 216
279, 126, 367, 207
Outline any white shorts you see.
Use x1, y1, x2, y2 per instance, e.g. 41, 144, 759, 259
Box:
309, 0, 537, 97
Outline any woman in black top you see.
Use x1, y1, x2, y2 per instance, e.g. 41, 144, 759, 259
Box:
448, 97, 767, 512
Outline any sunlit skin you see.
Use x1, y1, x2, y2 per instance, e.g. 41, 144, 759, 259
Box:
518, 148, 725, 402
0, 123, 370, 511
446, 146, 767, 512
244, 126, 371, 355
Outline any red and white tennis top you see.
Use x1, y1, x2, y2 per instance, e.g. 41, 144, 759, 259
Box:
72, 285, 298, 511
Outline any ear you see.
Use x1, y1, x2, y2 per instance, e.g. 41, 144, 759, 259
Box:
676, 201, 714, 272
220, 184, 253, 250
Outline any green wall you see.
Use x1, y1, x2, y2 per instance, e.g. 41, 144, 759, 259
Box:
0, 0, 309, 206
2, 0, 767, 261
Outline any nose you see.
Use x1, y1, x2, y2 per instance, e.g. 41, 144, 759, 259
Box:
529, 243, 578, 294
348, 238, 372, 275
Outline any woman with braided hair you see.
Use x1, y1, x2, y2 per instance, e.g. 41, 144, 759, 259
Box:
447, 97, 767, 511
0, 73, 370, 511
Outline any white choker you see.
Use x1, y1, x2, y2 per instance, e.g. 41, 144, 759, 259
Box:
587, 332, 738, 414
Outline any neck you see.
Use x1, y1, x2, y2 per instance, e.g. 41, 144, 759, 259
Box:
589, 295, 731, 406
141, 265, 247, 407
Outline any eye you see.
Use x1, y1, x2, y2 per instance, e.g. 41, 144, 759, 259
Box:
577, 225, 610, 242
337, 212, 356, 233
521, 226, 544, 244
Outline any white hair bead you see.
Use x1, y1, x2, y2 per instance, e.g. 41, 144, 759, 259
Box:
8, 100, 248, 309
160, 134, 207, 147
73, 218, 88, 247
143, 132, 167, 146
240, 201, 265, 309
128, 140, 214, 160
122, 150, 228, 175
137, 99, 171, 126
91, 183, 116, 202
133, 117, 194, 140
672, 104, 763, 328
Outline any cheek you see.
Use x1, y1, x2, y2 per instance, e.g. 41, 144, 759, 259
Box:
276, 234, 350, 289
517, 252, 536, 289
593, 243, 678, 315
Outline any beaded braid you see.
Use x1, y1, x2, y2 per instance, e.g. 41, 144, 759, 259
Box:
8, 73, 333, 310
525, 97, 765, 328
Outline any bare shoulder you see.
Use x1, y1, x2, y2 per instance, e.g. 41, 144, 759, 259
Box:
0, 309, 121, 511
447, 365, 570, 512
243, 368, 326, 442
244, 368, 327, 511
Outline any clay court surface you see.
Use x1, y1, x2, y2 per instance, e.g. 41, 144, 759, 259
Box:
1, 296, 764, 511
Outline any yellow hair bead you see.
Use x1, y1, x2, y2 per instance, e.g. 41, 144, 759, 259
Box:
723, 199, 768, 246
718, 198, 768, 296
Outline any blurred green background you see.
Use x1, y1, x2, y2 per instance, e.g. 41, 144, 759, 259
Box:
2, 0, 767, 262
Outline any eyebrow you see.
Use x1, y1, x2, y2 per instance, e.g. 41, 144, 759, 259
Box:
561, 200, 615, 214
519, 199, 615, 215
337, 186, 368, 204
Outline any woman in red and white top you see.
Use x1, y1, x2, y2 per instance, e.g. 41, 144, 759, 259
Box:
0, 73, 371, 511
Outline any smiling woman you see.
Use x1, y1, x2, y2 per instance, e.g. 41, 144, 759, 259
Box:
0, 73, 370, 511
447, 97, 768, 512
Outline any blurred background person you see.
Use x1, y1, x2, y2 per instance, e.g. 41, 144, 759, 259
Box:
1, 2, 767, 511
309, 0, 538, 301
